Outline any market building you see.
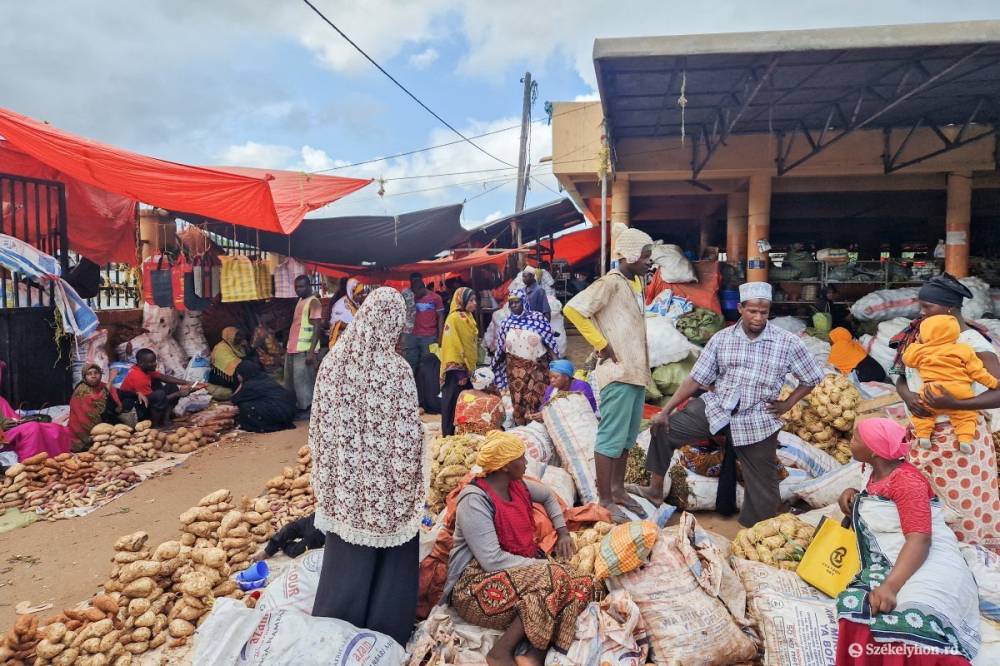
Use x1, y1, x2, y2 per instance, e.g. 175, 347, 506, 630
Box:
551, 21, 1000, 303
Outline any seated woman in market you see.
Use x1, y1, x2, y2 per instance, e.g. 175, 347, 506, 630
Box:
541, 359, 597, 414
835, 418, 980, 665
230, 360, 296, 433
68, 364, 121, 451
828, 327, 886, 383
444, 431, 590, 666
210, 326, 257, 389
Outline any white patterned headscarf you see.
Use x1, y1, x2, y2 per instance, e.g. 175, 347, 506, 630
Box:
613, 227, 654, 263
309, 286, 428, 547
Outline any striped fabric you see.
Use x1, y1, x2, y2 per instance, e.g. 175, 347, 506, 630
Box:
274, 258, 306, 298
219, 255, 259, 303
254, 260, 273, 299
594, 520, 658, 580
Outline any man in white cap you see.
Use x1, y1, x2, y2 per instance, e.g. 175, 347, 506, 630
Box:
631, 280, 824, 526
565, 227, 654, 522
521, 266, 551, 320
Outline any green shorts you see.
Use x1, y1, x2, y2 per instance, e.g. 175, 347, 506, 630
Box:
594, 381, 646, 458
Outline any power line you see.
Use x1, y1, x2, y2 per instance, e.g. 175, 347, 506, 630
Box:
300, 0, 516, 168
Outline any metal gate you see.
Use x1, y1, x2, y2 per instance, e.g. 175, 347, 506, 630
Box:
0, 172, 72, 408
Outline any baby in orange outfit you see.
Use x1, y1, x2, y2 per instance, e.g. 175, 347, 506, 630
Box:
902, 314, 1000, 453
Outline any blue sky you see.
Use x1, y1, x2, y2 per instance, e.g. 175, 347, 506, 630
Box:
3, 1, 999, 228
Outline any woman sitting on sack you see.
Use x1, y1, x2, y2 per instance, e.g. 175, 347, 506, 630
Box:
444, 431, 590, 666
230, 360, 296, 433
210, 326, 257, 390
836, 418, 980, 665
68, 364, 122, 451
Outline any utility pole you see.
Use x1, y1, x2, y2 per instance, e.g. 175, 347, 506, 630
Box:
512, 72, 534, 265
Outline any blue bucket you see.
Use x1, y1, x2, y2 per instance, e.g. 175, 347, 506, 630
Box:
235, 560, 269, 591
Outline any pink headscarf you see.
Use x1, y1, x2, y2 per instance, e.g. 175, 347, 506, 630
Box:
857, 418, 909, 460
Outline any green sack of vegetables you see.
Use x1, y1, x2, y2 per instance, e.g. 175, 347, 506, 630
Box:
652, 353, 697, 396
645, 378, 664, 403
676, 308, 724, 344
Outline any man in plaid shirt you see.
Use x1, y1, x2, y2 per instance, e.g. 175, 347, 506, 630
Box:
633, 282, 824, 526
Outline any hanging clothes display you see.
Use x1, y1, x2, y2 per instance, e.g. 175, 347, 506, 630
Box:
274, 257, 307, 298
220, 255, 260, 303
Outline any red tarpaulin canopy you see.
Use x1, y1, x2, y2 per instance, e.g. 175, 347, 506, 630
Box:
546, 225, 603, 267
312, 246, 518, 283
0, 142, 138, 264
0, 107, 371, 240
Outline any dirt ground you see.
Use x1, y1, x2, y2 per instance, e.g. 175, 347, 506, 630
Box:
0, 331, 741, 633
0, 425, 306, 630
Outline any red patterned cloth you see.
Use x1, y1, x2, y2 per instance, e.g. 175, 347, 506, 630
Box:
836, 619, 971, 665
908, 416, 1000, 552
475, 478, 538, 557
866, 462, 935, 535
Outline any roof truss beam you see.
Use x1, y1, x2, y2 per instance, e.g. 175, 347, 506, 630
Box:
882, 98, 997, 173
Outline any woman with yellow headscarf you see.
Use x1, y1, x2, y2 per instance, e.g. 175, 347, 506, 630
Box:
210, 326, 254, 389
439, 287, 479, 436
444, 431, 590, 665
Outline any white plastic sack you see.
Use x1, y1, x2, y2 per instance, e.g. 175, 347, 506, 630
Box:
974, 617, 1000, 666
733, 558, 839, 666
771, 316, 807, 335
544, 393, 599, 504
526, 460, 576, 506
176, 310, 211, 359
194, 597, 405, 666
992, 289, 1000, 317
800, 334, 833, 369
776, 431, 841, 478
185, 355, 211, 383
141, 302, 178, 342
961, 277, 992, 321
71, 329, 110, 386
646, 317, 692, 368
508, 420, 554, 464
850, 287, 920, 322
256, 548, 324, 614
406, 605, 502, 665
962, 543, 1000, 622
867, 317, 912, 374
174, 389, 212, 417
780, 468, 812, 503
650, 243, 696, 283
157, 336, 189, 378
545, 590, 649, 666
674, 468, 744, 512
795, 461, 870, 509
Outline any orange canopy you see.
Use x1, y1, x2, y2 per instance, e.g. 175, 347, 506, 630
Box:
312, 246, 518, 283
0, 107, 371, 236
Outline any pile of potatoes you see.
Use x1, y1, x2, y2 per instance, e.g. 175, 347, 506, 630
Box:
89, 421, 160, 465
31, 595, 125, 666
168, 547, 240, 643
263, 446, 315, 531
731, 513, 815, 571
564, 521, 614, 576
0, 614, 39, 665
428, 434, 485, 514
178, 489, 233, 548
33, 466, 141, 519
159, 426, 213, 455
218, 497, 275, 572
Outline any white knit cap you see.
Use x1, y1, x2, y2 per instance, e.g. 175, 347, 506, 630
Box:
739, 281, 773, 303
613, 227, 654, 263
472, 367, 495, 390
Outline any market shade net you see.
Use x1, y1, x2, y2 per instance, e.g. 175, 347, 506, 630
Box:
0, 142, 137, 264
593, 21, 1000, 176
470, 199, 584, 247
0, 107, 371, 237
312, 245, 518, 282
191, 203, 470, 267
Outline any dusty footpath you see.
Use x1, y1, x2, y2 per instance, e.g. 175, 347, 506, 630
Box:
0, 425, 306, 630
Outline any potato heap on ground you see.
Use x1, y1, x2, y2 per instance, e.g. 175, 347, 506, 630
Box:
34, 466, 141, 518
563, 521, 614, 577
188, 404, 239, 438
428, 434, 485, 514
178, 488, 232, 548
89, 422, 160, 465
159, 426, 212, 454
263, 446, 315, 531
31, 594, 126, 666
218, 496, 275, 572
0, 614, 38, 665
780, 374, 861, 464
731, 513, 815, 570
167, 546, 238, 645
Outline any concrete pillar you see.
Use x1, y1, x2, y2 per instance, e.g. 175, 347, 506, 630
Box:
699, 217, 718, 257
610, 175, 630, 227
746, 174, 772, 282
726, 192, 749, 264
945, 171, 972, 277
138, 209, 176, 260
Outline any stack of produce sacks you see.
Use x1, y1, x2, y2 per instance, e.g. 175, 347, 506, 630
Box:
506, 420, 553, 463
675, 308, 723, 345
89, 421, 161, 465
646, 353, 696, 406
851, 286, 920, 321
779, 373, 861, 464
731, 513, 815, 570
649, 242, 696, 282
427, 433, 485, 514
645, 317, 695, 368
175, 311, 210, 359
263, 445, 315, 531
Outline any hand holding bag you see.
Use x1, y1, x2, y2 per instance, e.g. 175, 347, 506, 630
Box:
796, 515, 861, 597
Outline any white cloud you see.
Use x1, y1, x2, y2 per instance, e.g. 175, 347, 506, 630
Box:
408, 47, 440, 70
219, 141, 296, 168
574, 91, 600, 102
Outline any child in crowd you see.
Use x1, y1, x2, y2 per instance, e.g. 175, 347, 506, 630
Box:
901, 314, 999, 453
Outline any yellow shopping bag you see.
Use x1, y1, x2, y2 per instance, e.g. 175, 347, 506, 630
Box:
219, 255, 260, 303
796, 516, 860, 597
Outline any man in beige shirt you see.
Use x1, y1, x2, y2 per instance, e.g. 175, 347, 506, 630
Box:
565, 227, 653, 522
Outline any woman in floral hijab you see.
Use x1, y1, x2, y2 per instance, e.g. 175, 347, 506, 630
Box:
309, 286, 428, 646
